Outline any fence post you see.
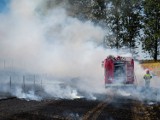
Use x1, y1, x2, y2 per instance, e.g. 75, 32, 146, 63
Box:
34, 75, 35, 89
23, 75, 25, 92
10, 76, 11, 89
41, 79, 42, 89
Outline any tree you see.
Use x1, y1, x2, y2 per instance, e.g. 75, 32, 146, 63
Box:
44, 0, 143, 56
105, 0, 123, 49
120, 0, 142, 54
68, 0, 108, 23
105, 0, 142, 54
142, 0, 160, 61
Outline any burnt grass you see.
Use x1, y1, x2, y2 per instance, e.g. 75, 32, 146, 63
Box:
0, 97, 160, 120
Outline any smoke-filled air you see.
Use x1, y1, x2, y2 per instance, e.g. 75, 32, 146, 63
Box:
0, 0, 159, 101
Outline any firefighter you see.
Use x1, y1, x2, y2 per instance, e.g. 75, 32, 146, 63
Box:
143, 69, 152, 88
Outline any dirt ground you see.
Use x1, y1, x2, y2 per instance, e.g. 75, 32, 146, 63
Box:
0, 96, 160, 120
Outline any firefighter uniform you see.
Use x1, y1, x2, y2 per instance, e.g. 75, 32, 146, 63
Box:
143, 73, 152, 88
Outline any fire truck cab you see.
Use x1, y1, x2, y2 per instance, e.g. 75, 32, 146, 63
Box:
102, 55, 135, 88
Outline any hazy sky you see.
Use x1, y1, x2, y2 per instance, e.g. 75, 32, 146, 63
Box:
0, 0, 10, 13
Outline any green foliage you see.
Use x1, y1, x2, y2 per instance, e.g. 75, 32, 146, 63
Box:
142, 0, 160, 61
42, 0, 160, 60
104, 0, 142, 54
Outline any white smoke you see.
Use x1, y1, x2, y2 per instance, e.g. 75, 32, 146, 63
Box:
111, 62, 160, 103
12, 87, 42, 101
0, 0, 159, 101
0, 0, 108, 99
134, 62, 145, 86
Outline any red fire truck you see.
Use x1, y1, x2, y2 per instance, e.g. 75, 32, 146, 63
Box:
102, 55, 135, 88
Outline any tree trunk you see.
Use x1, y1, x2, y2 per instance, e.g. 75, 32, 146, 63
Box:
154, 38, 158, 61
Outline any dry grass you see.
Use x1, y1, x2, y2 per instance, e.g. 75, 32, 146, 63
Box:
141, 62, 160, 76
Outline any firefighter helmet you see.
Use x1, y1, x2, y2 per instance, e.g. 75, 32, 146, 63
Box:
146, 69, 150, 74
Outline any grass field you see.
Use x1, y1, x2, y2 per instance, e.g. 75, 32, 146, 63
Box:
141, 62, 160, 76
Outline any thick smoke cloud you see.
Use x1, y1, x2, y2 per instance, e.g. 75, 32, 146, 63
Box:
0, 0, 108, 98
0, 0, 105, 75
0, 0, 159, 101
